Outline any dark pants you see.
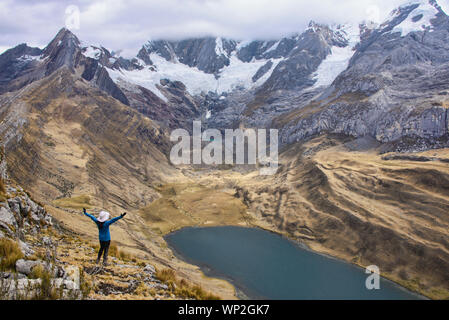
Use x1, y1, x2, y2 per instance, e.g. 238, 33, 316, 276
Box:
97, 240, 110, 263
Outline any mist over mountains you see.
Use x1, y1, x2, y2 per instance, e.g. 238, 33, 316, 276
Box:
2, 0, 449, 150
1, 0, 449, 300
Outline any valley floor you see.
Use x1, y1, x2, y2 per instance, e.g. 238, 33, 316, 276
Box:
45, 135, 449, 300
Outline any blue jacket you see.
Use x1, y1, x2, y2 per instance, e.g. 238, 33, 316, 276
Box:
84, 212, 123, 241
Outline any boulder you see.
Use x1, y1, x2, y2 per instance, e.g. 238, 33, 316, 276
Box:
25, 197, 38, 214
0, 206, 17, 227
0, 221, 14, 237
41, 236, 53, 247
143, 264, 156, 274
15, 259, 42, 275
62, 279, 77, 291
64, 265, 80, 290
19, 240, 35, 257
6, 187, 17, 193
52, 278, 77, 289
30, 211, 40, 223
7, 198, 21, 215
43, 215, 52, 225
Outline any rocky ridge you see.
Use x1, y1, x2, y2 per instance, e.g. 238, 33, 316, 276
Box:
0, 147, 81, 299
1, 0, 449, 301
2, 1, 449, 152
0, 147, 220, 300
202, 0, 449, 153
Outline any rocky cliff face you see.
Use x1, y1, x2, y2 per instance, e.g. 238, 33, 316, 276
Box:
0, 149, 75, 299
139, 37, 237, 75
0, 147, 211, 300
3, 2, 447, 152
258, 22, 352, 92
113, 0, 449, 153
272, 0, 449, 151
0, 44, 42, 94
0, 149, 52, 241
0, 28, 130, 106
2, 0, 449, 301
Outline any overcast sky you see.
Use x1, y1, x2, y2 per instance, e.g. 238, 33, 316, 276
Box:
1, 0, 448, 57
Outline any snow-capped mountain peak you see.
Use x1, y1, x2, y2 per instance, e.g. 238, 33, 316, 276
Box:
106, 21, 360, 99
57, 1, 449, 103
384, 0, 444, 36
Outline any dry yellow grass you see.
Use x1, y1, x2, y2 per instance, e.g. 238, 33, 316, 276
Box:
139, 183, 249, 235
156, 268, 221, 300
53, 195, 93, 210
0, 238, 24, 271
230, 135, 449, 299
6, 66, 449, 300
0, 68, 238, 300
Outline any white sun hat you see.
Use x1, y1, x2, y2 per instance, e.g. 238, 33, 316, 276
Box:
97, 211, 110, 222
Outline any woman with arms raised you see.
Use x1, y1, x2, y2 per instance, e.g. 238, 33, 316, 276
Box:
83, 208, 126, 265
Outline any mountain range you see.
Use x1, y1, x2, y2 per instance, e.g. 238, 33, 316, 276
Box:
1, 0, 449, 299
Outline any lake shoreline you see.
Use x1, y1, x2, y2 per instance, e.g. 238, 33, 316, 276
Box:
164, 225, 427, 300
165, 231, 260, 300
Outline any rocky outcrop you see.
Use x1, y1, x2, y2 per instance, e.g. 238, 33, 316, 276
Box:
278, 97, 449, 150
15, 259, 46, 275
0, 28, 130, 106
117, 78, 201, 129
272, 1, 449, 150
0, 44, 42, 94
83, 62, 130, 105
252, 60, 273, 83
0, 272, 81, 299
0, 149, 52, 240
259, 22, 350, 92
41, 28, 82, 74
0, 146, 183, 300
140, 37, 237, 74
0, 149, 83, 300
0, 206, 16, 228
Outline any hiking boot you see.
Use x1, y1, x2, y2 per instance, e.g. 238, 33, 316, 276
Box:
103, 259, 108, 266
96, 258, 100, 264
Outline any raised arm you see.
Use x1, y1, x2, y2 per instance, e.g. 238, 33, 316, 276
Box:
105, 212, 127, 226
83, 208, 97, 222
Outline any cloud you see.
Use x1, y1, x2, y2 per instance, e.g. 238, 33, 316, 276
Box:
1, 0, 448, 57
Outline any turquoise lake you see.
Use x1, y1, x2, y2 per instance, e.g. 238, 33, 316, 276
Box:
165, 226, 422, 300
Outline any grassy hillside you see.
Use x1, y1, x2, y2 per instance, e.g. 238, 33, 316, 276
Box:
1, 65, 449, 300
233, 135, 449, 299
